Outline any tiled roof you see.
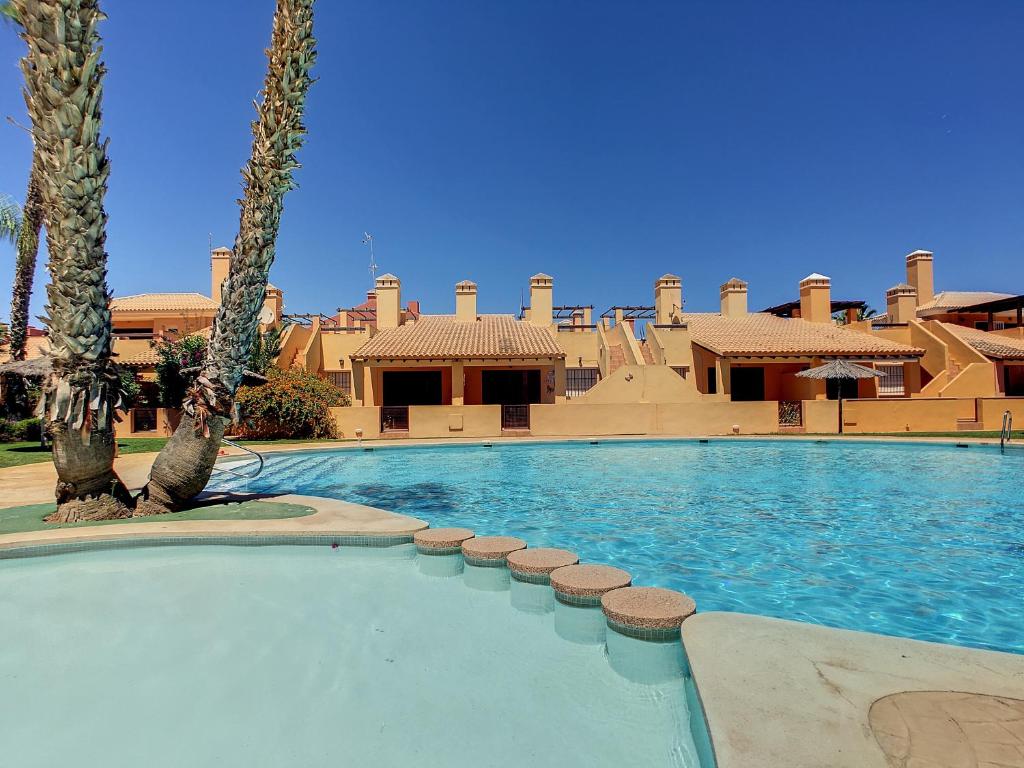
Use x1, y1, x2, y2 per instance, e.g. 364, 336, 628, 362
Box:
680, 312, 924, 357
118, 348, 161, 367
941, 324, 1024, 360
352, 315, 564, 360
916, 291, 1013, 313
110, 293, 218, 312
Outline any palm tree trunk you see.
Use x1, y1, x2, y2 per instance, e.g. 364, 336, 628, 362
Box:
9, 155, 43, 363
137, 0, 316, 514
14, 0, 131, 521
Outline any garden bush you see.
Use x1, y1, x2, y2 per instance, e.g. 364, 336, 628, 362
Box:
0, 417, 42, 443
234, 369, 349, 440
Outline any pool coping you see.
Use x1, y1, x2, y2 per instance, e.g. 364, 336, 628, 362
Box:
682, 611, 1024, 768
0, 494, 428, 553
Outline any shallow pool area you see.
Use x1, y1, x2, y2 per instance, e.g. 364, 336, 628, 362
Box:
0, 544, 704, 768
210, 439, 1024, 653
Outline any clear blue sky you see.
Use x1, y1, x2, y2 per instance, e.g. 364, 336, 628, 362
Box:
1, 0, 1022, 324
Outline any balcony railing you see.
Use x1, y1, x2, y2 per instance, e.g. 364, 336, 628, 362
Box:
778, 400, 803, 428
501, 404, 530, 430
381, 406, 409, 432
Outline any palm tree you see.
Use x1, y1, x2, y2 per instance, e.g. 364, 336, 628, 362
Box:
3, 2, 47, 366
136, 0, 317, 514
14, 0, 131, 521
0, 195, 19, 244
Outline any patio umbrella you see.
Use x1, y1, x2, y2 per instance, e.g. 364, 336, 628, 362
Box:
795, 360, 884, 434
0, 356, 52, 378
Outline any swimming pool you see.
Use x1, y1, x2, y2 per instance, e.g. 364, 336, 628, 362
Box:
210, 439, 1024, 654
0, 545, 705, 767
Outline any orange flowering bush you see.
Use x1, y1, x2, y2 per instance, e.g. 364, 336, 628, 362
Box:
234, 368, 349, 439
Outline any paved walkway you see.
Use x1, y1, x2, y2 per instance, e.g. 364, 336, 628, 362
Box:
682, 612, 1024, 768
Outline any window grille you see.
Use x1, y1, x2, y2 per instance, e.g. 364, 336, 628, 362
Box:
566, 368, 599, 398
877, 364, 905, 396
326, 371, 351, 391
671, 366, 688, 379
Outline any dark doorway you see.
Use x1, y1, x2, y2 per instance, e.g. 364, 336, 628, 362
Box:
382, 370, 443, 406
826, 378, 858, 400
1005, 365, 1024, 396
731, 367, 766, 401
482, 369, 541, 405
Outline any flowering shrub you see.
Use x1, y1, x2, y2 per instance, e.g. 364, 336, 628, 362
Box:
155, 335, 208, 407
234, 369, 349, 440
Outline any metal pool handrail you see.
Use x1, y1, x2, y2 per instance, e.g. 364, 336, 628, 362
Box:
210, 438, 265, 479
1001, 410, 1013, 451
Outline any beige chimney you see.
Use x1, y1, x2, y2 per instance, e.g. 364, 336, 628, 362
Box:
798, 273, 832, 324
719, 277, 748, 317
654, 274, 682, 325
905, 250, 934, 306
262, 285, 283, 326
210, 246, 232, 304
375, 273, 401, 329
529, 273, 553, 326
885, 283, 917, 324
455, 280, 477, 322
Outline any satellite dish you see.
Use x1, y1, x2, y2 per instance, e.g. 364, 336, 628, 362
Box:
259, 306, 275, 325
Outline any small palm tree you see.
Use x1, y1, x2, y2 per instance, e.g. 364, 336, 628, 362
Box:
0, 195, 19, 244
14, 0, 131, 521
137, 0, 317, 514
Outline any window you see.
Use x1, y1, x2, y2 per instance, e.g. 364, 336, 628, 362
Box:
706, 367, 717, 394
975, 321, 1007, 331
671, 366, 688, 379
326, 371, 351, 391
877, 363, 905, 396
566, 367, 599, 398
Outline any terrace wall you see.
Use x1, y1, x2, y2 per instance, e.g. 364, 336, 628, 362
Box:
840, 398, 962, 433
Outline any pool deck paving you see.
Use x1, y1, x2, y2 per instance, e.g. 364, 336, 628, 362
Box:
2, 435, 1023, 767
683, 612, 1024, 768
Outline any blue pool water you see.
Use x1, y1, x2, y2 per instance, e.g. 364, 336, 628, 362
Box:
211, 439, 1024, 654
0, 545, 703, 767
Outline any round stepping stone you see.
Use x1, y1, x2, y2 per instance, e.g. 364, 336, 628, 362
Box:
507, 548, 579, 584
601, 587, 696, 641
414, 527, 474, 555
461, 536, 527, 567
550, 564, 631, 606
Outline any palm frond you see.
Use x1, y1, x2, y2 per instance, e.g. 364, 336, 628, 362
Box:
0, 194, 21, 245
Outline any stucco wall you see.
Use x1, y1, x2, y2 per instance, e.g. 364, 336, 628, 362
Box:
803, 399, 839, 433
408, 405, 501, 438
331, 406, 381, 439
978, 397, 1024, 430
578, 364, 700, 403
841, 398, 961, 433
556, 330, 601, 369
530, 401, 778, 436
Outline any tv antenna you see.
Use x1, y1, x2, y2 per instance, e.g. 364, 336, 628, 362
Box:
362, 232, 377, 287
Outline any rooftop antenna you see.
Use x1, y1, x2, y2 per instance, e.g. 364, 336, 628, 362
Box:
362, 232, 377, 288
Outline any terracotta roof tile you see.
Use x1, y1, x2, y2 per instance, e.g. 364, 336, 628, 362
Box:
352, 315, 564, 360
916, 291, 1013, 313
941, 323, 1024, 360
680, 312, 924, 357
110, 293, 218, 312
118, 348, 161, 367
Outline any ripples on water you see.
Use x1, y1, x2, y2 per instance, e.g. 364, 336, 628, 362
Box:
211, 439, 1024, 654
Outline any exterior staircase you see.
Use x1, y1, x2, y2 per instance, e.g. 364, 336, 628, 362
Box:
608, 344, 626, 374
639, 340, 655, 365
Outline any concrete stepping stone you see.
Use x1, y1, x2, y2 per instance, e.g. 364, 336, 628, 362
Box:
414, 527, 474, 555
549, 564, 631, 606
461, 536, 527, 567
507, 548, 579, 584
601, 586, 696, 641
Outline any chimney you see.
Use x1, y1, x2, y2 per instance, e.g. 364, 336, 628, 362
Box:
529, 273, 553, 326
375, 273, 401, 329
210, 246, 232, 304
455, 280, 477, 322
798, 273, 832, 324
905, 250, 934, 306
885, 284, 917, 324
654, 274, 682, 325
262, 285, 283, 326
719, 277, 748, 317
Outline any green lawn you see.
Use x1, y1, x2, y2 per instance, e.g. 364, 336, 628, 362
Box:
0, 498, 316, 536
0, 436, 352, 469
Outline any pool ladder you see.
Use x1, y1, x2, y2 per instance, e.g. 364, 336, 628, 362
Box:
1001, 410, 1014, 452
210, 438, 265, 480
